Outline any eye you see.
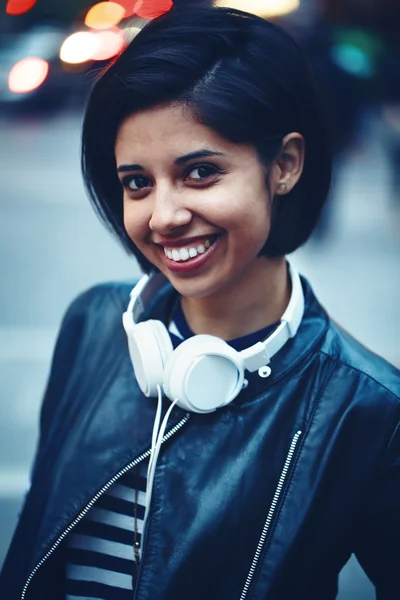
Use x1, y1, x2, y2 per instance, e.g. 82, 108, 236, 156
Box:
186, 164, 221, 182
121, 175, 152, 191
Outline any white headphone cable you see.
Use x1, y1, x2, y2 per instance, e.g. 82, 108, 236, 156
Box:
144, 385, 179, 527
149, 385, 163, 469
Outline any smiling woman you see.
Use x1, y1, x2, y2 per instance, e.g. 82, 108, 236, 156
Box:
1, 6, 399, 600
82, 17, 330, 276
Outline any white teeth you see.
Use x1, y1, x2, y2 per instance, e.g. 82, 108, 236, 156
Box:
164, 237, 215, 262
179, 248, 189, 261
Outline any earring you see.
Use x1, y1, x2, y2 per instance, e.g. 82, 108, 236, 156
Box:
278, 183, 288, 192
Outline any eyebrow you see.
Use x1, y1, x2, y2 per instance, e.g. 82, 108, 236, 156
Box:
117, 164, 144, 173
174, 149, 225, 165
117, 149, 225, 173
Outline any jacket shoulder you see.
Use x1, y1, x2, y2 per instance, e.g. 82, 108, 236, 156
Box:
37, 281, 137, 434
64, 280, 135, 322
50, 279, 136, 384
320, 320, 400, 403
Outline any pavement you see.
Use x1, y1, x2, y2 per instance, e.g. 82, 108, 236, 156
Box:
0, 107, 399, 598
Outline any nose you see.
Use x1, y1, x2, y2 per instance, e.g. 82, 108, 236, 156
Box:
149, 188, 192, 235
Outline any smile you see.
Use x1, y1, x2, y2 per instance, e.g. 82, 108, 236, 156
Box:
163, 238, 213, 262
159, 234, 221, 274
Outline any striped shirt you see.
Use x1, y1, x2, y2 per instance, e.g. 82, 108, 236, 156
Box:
65, 302, 278, 598
65, 461, 148, 599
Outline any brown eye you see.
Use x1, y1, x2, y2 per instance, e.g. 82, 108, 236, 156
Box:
186, 164, 220, 181
122, 175, 152, 191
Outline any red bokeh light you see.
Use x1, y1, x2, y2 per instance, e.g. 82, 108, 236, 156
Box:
134, 0, 173, 19
6, 0, 37, 16
110, 0, 136, 18
111, 0, 173, 19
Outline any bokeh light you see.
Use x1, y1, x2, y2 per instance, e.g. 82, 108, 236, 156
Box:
85, 2, 126, 30
60, 32, 99, 64
8, 58, 49, 94
91, 29, 126, 61
134, 0, 173, 19
6, 0, 37, 15
112, 0, 137, 19
114, 0, 173, 19
331, 45, 374, 79
214, 0, 300, 18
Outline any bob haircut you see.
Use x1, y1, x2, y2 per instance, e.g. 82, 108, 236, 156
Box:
82, 6, 332, 273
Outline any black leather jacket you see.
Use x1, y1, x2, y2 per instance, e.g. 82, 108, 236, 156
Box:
1, 276, 400, 600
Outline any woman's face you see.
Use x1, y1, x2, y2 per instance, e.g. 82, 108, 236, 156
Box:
115, 103, 277, 299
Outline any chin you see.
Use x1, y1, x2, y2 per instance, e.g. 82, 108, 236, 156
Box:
167, 272, 231, 300
169, 281, 214, 299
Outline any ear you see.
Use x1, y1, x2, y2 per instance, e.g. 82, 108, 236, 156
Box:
272, 133, 305, 196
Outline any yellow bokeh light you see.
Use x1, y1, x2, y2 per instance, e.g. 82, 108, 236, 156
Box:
8, 58, 49, 94
60, 32, 99, 64
214, 0, 300, 18
85, 2, 126, 30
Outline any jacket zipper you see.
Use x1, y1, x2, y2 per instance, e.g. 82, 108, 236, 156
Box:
240, 430, 303, 600
20, 415, 190, 600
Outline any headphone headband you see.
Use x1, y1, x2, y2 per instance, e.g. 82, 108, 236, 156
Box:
124, 263, 304, 370
122, 262, 304, 411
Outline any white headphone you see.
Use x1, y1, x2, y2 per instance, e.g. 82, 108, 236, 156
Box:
122, 263, 304, 414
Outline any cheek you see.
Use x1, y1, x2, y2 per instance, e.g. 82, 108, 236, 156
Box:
237, 192, 272, 249
123, 201, 148, 243
209, 178, 269, 221
229, 188, 271, 233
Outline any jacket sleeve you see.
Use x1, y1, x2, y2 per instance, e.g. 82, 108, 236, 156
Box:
353, 419, 400, 598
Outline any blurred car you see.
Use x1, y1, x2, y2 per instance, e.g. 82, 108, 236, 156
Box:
0, 25, 89, 112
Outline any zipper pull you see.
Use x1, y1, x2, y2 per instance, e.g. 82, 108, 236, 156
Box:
134, 540, 141, 578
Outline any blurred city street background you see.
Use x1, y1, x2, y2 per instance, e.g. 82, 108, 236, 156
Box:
0, 1, 399, 598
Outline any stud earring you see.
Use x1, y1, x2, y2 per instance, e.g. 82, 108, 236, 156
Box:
278, 183, 288, 192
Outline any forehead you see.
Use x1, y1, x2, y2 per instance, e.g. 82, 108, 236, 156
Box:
114, 102, 254, 162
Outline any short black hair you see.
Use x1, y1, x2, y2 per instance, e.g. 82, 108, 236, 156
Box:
82, 6, 332, 273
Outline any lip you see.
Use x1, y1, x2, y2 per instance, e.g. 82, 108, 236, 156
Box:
159, 235, 222, 274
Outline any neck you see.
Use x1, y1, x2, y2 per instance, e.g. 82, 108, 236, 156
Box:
180, 257, 290, 340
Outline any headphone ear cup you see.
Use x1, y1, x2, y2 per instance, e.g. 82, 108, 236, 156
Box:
126, 319, 173, 397
163, 335, 244, 413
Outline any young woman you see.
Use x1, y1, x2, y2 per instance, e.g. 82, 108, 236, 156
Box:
1, 7, 399, 600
